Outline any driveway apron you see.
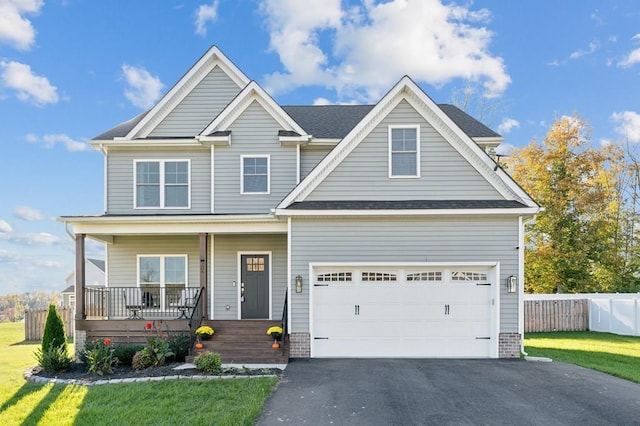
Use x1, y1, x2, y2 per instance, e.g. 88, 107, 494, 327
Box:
257, 358, 640, 425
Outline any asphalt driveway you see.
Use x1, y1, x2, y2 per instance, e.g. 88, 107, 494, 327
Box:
257, 359, 640, 425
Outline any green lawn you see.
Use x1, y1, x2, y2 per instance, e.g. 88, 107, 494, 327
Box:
0, 322, 277, 425
525, 331, 640, 383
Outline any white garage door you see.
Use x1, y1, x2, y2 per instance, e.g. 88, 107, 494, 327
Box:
311, 265, 497, 358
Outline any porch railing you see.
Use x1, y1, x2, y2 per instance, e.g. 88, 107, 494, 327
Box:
188, 287, 205, 348
281, 291, 288, 354
84, 286, 201, 320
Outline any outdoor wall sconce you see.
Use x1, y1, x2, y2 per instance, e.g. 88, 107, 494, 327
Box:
507, 275, 517, 293
295, 275, 303, 293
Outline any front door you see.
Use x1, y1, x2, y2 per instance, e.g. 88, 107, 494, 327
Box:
241, 254, 269, 319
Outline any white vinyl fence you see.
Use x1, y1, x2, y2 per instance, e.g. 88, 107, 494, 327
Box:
589, 298, 640, 336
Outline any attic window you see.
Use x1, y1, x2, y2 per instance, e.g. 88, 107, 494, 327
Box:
241, 155, 270, 194
389, 126, 420, 178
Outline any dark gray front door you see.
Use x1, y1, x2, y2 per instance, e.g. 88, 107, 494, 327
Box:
241, 254, 269, 319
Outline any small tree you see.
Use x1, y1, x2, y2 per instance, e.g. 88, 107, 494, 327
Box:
36, 304, 72, 372
42, 304, 66, 352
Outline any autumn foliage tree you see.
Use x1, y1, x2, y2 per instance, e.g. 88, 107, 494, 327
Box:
505, 115, 635, 293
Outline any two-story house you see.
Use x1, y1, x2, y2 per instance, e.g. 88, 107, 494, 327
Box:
60, 46, 539, 362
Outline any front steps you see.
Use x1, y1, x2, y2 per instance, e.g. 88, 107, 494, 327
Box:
186, 320, 288, 364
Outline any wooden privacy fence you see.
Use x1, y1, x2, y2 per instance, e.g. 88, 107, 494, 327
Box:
24, 307, 74, 341
524, 299, 589, 332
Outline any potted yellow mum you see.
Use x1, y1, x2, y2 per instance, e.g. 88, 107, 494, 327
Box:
195, 325, 214, 341
267, 326, 283, 349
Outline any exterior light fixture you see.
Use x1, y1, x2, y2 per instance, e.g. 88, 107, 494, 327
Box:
507, 275, 517, 293
295, 275, 303, 293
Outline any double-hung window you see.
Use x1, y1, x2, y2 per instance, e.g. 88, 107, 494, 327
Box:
135, 160, 190, 208
138, 254, 188, 310
389, 126, 420, 178
241, 155, 270, 194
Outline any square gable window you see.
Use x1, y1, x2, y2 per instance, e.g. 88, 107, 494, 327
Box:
241, 155, 270, 194
389, 126, 420, 178
135, 160, 190, 208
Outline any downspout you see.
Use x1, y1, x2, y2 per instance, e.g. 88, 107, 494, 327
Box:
519, 214, 538, 356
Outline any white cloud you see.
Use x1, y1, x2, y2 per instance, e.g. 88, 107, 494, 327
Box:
0, 219, 12, 233
618, 34, 640, 68
494, 143, 515, 156
260, 0, 510, 102
611, 111, 640, 143
0, 231, 65, 245
0, 60, 58, 105
121, 64, 164, 109
569, 40, 600, 60
0, 0, 43, 50
497, 118, 520, 134
26, 133, 91, 152
618, 48, 640, 67
13, 205, 45, 221
195, 1, 219, 36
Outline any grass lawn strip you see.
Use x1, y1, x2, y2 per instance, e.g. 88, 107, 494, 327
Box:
525, 331, 640, 384
0, 322, 278, 426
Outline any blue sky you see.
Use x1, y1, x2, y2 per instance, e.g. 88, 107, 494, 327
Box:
0, 0, 639, 295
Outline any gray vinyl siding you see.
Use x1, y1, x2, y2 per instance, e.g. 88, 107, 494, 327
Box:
213, 100, 298, 213
212, 234, 287, 320
150, 67, 242, 137
290, 216, 519, 333
306, 100, 501, 201
106, 148, 210, 214
107, 235, 201, 288
300, 146, 333, 179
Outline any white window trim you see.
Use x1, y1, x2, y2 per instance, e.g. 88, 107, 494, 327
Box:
133, 159, 191, 209
388, 125, 420, 178
136, 254, 189, 287
240, 155, 271, 195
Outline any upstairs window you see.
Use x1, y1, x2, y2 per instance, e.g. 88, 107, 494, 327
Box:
389, 126, 420, 178
241, 155, 270, 194
135, 160, 190, 208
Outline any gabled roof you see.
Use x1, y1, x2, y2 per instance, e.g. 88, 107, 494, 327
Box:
277, 76, 538, 210
118, 46, 250, 140
198, 81, 308, 139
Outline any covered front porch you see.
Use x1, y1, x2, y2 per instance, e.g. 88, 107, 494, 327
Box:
65, 214, 290, 361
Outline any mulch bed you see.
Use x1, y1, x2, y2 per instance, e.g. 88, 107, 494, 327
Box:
28, 362, 284, 383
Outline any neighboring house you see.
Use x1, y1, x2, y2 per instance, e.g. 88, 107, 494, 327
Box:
61, 258, 106, 309
60, 46, 539, 360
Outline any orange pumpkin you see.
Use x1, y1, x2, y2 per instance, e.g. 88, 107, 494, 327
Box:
195, 342, 204, 349
272, 342, 280, 349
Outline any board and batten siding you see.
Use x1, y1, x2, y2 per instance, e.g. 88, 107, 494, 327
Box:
106, 235, 201, 288
306, 100, 502, 201
213, 100, 298, 214
149, 67, 242, 137
106, 148, 211, 214
290, 216, 519, 333
300, 146, 333, 179
212, 234, 287, 320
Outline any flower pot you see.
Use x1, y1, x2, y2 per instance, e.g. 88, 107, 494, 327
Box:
195, 342, 204, 349
272, 342, 280, 349
198, 334, 211, 341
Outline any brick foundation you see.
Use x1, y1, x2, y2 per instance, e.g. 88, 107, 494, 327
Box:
289, 332, 311, 358
499, 332, 521, 358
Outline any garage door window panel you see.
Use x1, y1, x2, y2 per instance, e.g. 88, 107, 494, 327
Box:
451, 271, 488, 281
361, 272, 397, 282
316, 272, 352, 282
406, 272, 443, 282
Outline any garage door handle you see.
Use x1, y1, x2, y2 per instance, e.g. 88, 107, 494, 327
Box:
355, 305, 360, 315
444, 304, 450, 315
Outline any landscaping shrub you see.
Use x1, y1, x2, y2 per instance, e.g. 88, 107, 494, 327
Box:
35, 345, 73, 373
36, 304, 72, 372
167, 331, 190, 362
132, 350, 154, 370
42, 304, 66, 353
84, 338, 119, 376
194, 351, 222, 374
112, 344, 144, 366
